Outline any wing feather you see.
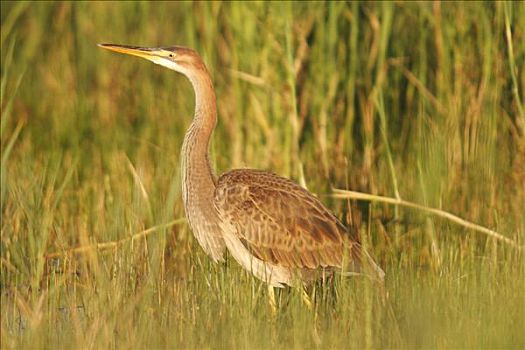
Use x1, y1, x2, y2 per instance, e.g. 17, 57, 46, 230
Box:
214, 169, 384, 280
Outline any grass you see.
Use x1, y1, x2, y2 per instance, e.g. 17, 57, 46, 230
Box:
1, 1, 524, 349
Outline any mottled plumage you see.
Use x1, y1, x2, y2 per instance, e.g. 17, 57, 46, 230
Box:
99, 43, 384, 288
215, 169, 384, 286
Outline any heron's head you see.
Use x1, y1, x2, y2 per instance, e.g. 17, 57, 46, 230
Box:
98, 43, 206, 77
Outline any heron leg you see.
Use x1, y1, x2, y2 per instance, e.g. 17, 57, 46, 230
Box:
301, 287, 321, 345
268, 285, 277, 315
301, 288, 313, 310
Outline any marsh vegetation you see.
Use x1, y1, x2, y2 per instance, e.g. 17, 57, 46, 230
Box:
1, 2, 524, 348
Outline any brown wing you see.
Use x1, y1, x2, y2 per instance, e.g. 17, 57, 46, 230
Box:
214, 169, 369, 272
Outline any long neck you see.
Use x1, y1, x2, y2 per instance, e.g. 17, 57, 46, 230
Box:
181, 68, 218, 224
183, 72, 217, 168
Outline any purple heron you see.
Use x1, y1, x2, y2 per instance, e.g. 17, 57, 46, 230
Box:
98, 43, 385, 289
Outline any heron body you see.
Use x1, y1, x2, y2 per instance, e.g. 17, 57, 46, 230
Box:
99, 43, 385, 287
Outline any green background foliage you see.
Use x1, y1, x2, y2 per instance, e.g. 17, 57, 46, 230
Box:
1, 1, 524, 348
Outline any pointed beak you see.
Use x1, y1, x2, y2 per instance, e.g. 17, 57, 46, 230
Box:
98, 43, 164, 59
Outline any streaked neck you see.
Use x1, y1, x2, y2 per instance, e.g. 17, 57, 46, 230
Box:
181, 68, 217, 216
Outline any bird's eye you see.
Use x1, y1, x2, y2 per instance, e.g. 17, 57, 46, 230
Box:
169, 53, 174, 58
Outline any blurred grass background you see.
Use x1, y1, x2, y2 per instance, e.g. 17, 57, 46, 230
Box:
1, 1, 524, 348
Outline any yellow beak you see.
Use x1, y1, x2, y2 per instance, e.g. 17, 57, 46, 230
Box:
98, 43, 165, 59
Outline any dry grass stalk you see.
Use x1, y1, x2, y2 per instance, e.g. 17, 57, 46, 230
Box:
44, 218, 186, 259
332, 188, 522, 250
